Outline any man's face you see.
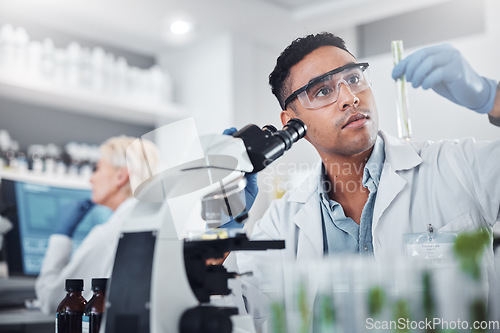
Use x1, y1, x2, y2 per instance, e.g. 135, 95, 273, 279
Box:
282, 46, 379, 158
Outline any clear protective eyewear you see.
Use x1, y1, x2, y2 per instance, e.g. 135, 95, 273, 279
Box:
283, 62, 371, 110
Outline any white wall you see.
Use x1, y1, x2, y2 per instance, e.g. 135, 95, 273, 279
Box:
157, 33, 234, 135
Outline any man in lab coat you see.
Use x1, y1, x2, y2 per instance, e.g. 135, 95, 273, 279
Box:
35, 136, 159, 314
235, 33, 500, 328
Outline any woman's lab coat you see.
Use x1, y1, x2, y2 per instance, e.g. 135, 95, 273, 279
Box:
35, 198, 136, 314
236, 130, 500, 326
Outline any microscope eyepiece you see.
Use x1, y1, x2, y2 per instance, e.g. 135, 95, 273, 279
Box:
276, 118, 307, 150
262, 124, 278, 135
232, 118, 307, 173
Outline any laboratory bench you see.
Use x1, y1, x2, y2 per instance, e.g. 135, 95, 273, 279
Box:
0, 275, 53, 333
0, 308, 53, 333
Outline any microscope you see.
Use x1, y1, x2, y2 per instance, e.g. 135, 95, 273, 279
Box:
101, 118, 306, 333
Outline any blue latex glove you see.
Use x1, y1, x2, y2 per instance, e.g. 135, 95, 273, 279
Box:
222, 127, 259, 217
53, 199, 95, 237
392, 43, 498, 114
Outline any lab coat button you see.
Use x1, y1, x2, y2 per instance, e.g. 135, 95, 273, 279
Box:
363, 244, 369, 252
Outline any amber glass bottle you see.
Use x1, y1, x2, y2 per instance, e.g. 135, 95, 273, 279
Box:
56, 279, 87, 333
82, 278, 108, 333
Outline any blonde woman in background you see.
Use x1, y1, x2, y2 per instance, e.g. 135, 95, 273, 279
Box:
35, 135, 159, 314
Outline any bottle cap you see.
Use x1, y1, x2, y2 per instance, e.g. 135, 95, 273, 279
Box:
91, 278, 109, 291
65, 279, 84, 292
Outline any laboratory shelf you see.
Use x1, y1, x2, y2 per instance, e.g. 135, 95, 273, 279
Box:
0, 73, 186, 127
0, 169, 91, 190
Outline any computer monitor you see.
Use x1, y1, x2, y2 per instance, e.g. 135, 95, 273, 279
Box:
1, 178, 112, 276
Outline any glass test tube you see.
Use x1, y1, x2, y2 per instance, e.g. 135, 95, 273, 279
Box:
392, 40, 412, 141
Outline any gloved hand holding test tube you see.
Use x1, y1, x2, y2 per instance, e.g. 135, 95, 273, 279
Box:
392, 40, 412, 141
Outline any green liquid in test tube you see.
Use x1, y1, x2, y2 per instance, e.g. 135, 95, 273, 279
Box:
392, 40, 412, 141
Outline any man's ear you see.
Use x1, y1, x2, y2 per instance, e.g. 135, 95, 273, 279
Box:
280, 110, 293, 127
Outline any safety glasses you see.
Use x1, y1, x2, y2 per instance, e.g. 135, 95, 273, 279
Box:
283, 62, 371, 110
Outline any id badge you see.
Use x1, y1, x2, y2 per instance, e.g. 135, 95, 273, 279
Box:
404, 224, 457, 263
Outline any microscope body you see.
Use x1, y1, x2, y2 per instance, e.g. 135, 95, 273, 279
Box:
102, 119, 306, 333
107, 202, 196, 333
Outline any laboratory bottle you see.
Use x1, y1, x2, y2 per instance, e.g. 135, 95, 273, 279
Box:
56, 279, 87, 333
82, 278, 108, 333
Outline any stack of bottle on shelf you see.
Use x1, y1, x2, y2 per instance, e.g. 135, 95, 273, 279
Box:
0, 129, 99, 180
0, 23, 172, 104
57, 278, 108, 333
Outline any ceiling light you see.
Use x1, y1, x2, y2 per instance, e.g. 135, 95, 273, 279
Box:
170, 20, 192, 35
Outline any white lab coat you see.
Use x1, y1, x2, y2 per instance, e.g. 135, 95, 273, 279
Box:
35, 198, 136, 314
236, 130, 500, 327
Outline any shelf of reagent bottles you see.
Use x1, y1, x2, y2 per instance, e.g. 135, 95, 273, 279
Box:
0, 73, 186, 127
0, 169, 91, 190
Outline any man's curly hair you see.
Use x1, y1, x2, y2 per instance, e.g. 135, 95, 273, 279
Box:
269, 32, 354, 110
